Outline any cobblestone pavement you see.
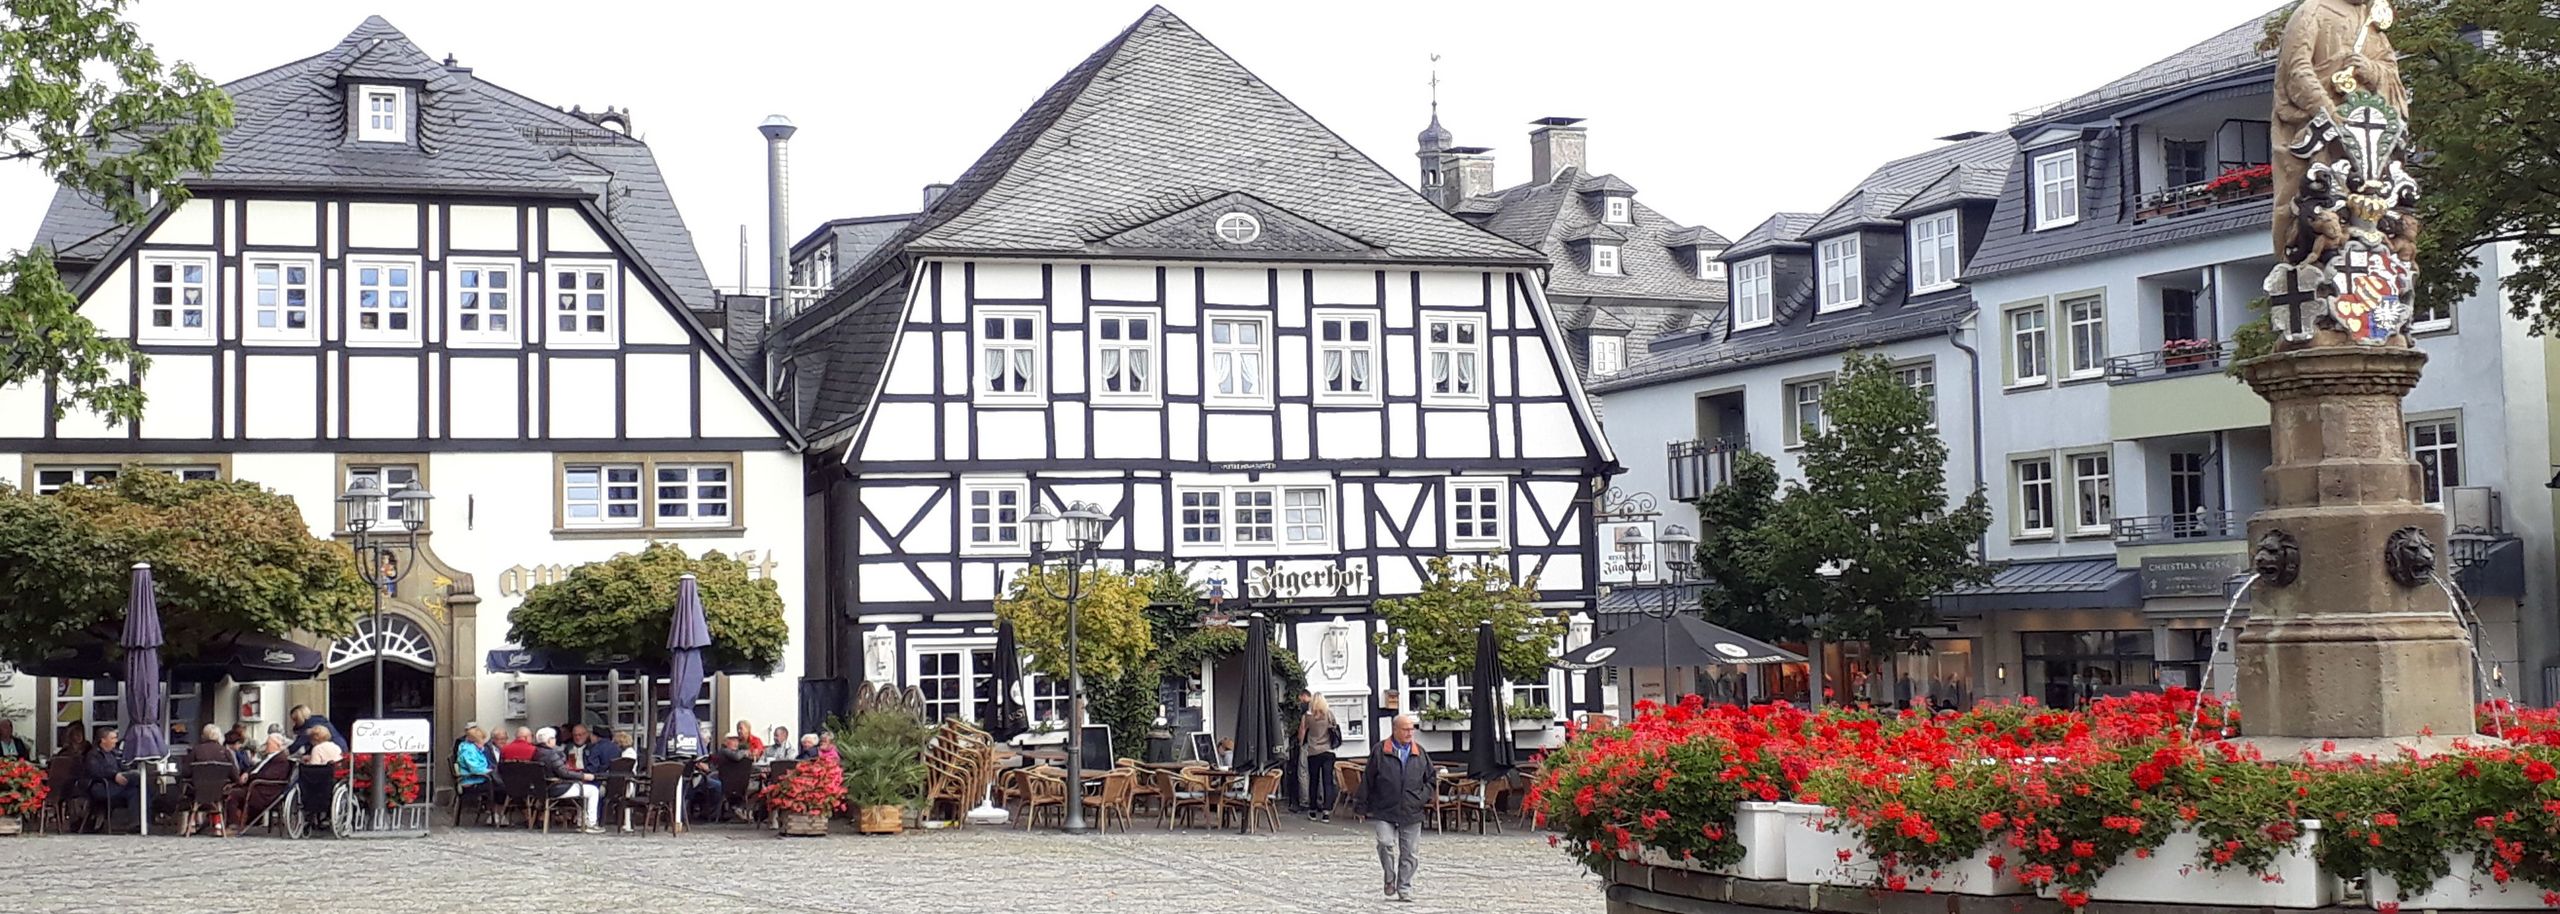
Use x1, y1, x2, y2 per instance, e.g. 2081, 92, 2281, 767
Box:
0, 819, 1601, 913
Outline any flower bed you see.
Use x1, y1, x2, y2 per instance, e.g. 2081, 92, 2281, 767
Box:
1531, 695, 2560, 911
335, 753, 423, 805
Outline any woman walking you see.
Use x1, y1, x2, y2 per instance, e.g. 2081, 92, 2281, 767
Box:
1297, 691, 1341, 821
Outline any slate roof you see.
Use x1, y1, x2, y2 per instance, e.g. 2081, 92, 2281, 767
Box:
778, 6, 1548, 445
1721, 213, 1818, 260
2013, 12, 2281, 125
1797, 132, 2015, 239
29, 16, 717, 313
1937, 558, 2143, 615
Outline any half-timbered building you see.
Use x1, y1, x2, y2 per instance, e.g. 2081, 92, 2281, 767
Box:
0, 18, 806, 753
771, 7, 1616, 753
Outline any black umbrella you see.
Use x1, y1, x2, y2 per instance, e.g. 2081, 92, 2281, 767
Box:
122, 564, 167, 761
1554, 614, 1805, 670
988, 620, 1028, 741
13, 640, 114, 680
1466, 620, 1512, 778
1232, 613, 1285, 834
170, 631, 324, 682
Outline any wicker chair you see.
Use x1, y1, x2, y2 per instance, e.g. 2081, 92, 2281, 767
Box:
1118, 758, 1163, 819
1079, 769, 1136, 833
1017, 769, 1066, 829
38, 753, 86, 834
1224, 770, 1283, 834
638, 760, 685, 834
1333, 761, 1365, 820
1165, 766, 1214, 828
179, 760, 238, 837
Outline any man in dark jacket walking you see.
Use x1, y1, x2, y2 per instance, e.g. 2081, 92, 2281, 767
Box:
1357, 713, 1431, 903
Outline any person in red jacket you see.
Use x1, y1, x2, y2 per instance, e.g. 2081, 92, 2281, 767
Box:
498, 726, 538, 763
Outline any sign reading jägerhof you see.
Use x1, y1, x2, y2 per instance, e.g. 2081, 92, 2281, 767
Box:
1246, 563, 1369, 600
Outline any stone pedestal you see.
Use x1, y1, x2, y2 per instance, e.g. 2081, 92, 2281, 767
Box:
2234, 345, 2476, 740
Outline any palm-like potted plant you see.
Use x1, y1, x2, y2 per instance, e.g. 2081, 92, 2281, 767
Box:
840, 709, 931, 835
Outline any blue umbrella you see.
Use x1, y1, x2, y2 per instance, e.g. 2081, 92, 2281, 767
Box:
661, 573, 711, 757
122, 563, 168, 761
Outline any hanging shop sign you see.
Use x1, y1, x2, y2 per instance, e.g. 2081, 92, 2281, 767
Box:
1246, 563, 1369, 600
2139, 553, 2250, 599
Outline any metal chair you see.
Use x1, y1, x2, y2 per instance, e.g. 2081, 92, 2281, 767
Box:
639, 760, 685, 834
37, 753, 86, 834
180, 760, 238, 836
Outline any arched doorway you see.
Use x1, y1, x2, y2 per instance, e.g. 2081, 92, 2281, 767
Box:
326, 614, 438, 723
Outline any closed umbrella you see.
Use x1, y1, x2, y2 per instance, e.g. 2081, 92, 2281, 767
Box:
1466, 620, 1511, 778
661, 573, 711, 758
122, 563, 168, 762
1232, 613, 1283, 834
989, 620, 1028, 741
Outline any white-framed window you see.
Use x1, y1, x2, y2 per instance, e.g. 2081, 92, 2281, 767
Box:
961, 477, 1029, 555
1589, 335, 1625, 376
449, 260, 518, 344
653, 463, 733, 527
2008, 304, 2051, 386
1592, 245, 1621, 275
1215, 212, 1262, 244
1511, 672, 1555, 714
2064, 295, 2106, 379
1407, 675, 1463, 713
1205, 315, 1269, 406
1178, 488, 1225, 546
1786, 379, 1830, 446
2408, 289, 2454, 332
911, 648, 992, 724
345, 464, 424, 529
548, 263, 615, 343
358, 86, 405, 143
562, 463, 643, 528
976, 307, 1043, 402
1894, 362, 1937, 427
1446, 478, 1504, 548
1232, 488, 1276, 545
50, 678, 122, 751
2016, 457, 2057, 537
1313, 310, 1378, 401
1697, 249, 1725, 281
1604, 197, 1631, 224
1089, 309, 1158, 404
1818, 236, 1862, 311
2034, 149, 2080, 230
244, 257, 316, 341
2409, 418, 2462, 505
140, 255, 213, 340
2070, 451, 2113, 536
1422, 314, 1484, 404
1909, 211, 1961, 291
1027, 672, 1074, 726
1733, 257, 1773, 328
346, 258, 418, 342
1283, 486, 1330, 547
31, 464, 215, 496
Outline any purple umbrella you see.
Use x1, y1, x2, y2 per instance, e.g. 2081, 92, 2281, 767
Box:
661, 573, 711, 757
122, 563, 168, 761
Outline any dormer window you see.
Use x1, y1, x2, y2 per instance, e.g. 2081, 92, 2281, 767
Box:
1589, 335, 1625, 375
1697, 248, 1725, 280
1732, 257, 1773, 329
1603, 196, 1631, 225
1818, 236, 1862, 312
2033, 148, 2080, 230
1592, 245, 1621, 275
357, 86, 407, 143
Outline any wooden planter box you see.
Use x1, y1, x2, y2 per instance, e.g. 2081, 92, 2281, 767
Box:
2368, 853, 2552, 909
2163, 351, 2215, 367
778, 811, 832, 837
856, 805, 905, 835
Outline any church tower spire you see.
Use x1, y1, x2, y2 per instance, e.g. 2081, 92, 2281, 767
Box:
1416, 54, 1453, 200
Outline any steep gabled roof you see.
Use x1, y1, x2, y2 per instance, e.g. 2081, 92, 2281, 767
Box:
1720, 213, 1818, 260
1796, 132, 2016, 238
2015, 11, 2281, 125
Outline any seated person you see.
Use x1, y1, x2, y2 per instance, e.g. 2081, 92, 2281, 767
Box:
761, 726, 795, 764
298, 725, 343, 832
584, 725, 620, 773
82, 727, 139, 825
532, 727, 604, 834
498, 727, 538, 763
229, 734, 293, 828
688, 735, 751, 821
183, 723, 240, 835
454, 725, 495, 809
795, 733, 821, 760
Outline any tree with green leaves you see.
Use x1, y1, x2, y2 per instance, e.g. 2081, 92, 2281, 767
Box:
509, 543, 789, 672
993, 565, 1154, 685
0, 469, 369, 662
3, 0, 232, 423
1373, 555, 1560, 685
1692, 449, 1827, 644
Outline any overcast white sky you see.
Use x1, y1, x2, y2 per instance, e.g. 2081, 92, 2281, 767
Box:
2, 0, 2277, 290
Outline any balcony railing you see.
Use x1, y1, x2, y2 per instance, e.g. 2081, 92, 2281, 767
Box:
2132, 171, 2274, 223
1667, 434, 1749, 502
2105, 340, 2236, 385
2113, 509, 2242, 545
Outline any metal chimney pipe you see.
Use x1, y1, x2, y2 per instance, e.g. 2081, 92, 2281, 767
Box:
758, 115, 798, 315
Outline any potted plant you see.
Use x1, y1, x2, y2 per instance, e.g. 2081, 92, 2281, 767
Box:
840, 708, 931, 835
762, 753, 846, 836
2205, 163, 2274, 201
0, 757, 45, 835
337, 753, 424, 805
1418, 706, 1470, 731
2161, 338, 2219, 369
1507, 703, 1556, 730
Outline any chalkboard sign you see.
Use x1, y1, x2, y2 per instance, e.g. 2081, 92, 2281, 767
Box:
1188, 731, 1214, 764
350, 718, 430, 754
1080, 725, 1114, 772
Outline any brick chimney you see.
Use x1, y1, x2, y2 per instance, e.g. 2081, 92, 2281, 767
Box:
1529, 117, 1586, 185
1437, 146, 1496, 207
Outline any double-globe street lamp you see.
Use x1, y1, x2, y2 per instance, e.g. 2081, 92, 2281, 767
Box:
1024, 499, 1115, 835
1614, 522, 1698, 702
338, 475, 433, 822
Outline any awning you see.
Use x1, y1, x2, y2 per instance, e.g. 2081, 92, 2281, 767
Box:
1937, 558, 2141, 616
1556, 614, 1804, 670
11, 631, 323, 682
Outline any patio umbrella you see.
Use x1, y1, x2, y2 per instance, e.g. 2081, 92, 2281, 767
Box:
988, 620, 1028, 741
1466, 620, 1512, 778
1553, 614, 1805, 671
1233, 613, 1282, 772
121, 563, 168, 761
171, 631, 324, 682
661, 573, 711, 758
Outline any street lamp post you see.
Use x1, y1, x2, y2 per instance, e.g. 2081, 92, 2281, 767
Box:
337, 476, 433, 823
1025, 499, 1114, 835
1655, 525, 1698, 701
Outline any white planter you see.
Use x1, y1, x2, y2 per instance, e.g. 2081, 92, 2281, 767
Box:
1770, 801, 2020, 894
2042, 821, 2333, 909
2368, 853, 2552, 909
1629, 802, 1789, 881
1417, 718, 1470, 732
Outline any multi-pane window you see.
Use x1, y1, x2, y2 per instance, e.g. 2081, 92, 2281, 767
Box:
2169, 451, 2213, 537
1733, 257, 1773, 327
1604, 197, 1631, 224
142, 257, 212, 338
246, 258, 315, 339
2163, 138, 2210, 188
1787, 379, 1830, 445
2035, 149, 2081, 229
1423, 315, 1483, 402
1818, 236, 1862, 310
1511, 673, 1554, 714
2410, 419, 2462, 505
1592, 245, 1621, 275
1447, 479, 1503, 547
1314, 312, 1376, 399
50, 679, 121, 751
1027, 673, 1074, 726
1232, 489, 1276, 545
2072, 452, 2113, 535
1910, 212, 1961, 290
1283, 487, 1329, 546
33, 464, 213, 496
654, 464, 733, 526
451, 262, 517, 342
1894, 363, 1937, 426
346, 464, 424, 528
2016, 458, 2057, 536
2064, 296, 2106, 378
1206, 316, 1268, 405
915, 650, 972, 723
562, 463, 643, 527
1178, 489, 1224, 545
348, 259, 416, 340
1589, 335, 1625, 376
550, 264, 614, 340
2009, 305, 2051, 385
360, 88, 404, 142
962, 479, 1028, 553
1090, 310, 1157, 402
977, 308, 1042, 400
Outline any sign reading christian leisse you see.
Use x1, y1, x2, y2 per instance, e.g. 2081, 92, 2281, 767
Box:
1246, 564, 1369, 600
2140, 554, 2250, 598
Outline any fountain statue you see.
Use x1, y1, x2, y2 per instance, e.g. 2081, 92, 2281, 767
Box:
2238, 0, 2478, 751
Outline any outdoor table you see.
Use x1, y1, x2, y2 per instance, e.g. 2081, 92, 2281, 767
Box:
1195, 768, 1246, 824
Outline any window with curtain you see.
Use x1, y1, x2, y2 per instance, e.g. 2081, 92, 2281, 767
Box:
1091, 310, 1157, 403
978, 308, 1043, 400
1423, 315, 1483, 403
1315, 312, 1376, 400
1207, 316, 1268, 405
